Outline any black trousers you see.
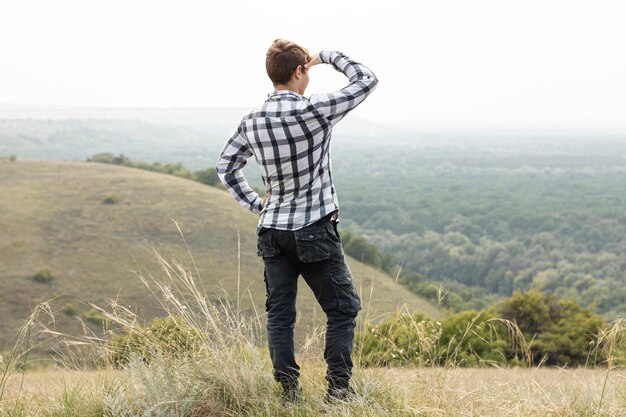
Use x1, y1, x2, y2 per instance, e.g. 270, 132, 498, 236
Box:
256, 214, 362, 390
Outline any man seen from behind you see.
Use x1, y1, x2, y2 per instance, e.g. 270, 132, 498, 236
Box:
216, 39, 378, 403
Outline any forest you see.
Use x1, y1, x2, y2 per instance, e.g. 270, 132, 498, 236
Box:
331, 135, 626, 317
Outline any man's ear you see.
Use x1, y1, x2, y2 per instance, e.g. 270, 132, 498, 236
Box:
293, 65, 302, 80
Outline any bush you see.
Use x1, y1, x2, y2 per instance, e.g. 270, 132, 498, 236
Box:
32, 268, 54, 284
102, 195, 119, 204
88, 153, 117, 164
357, 311, 437, 367
357, 308, 517, 367
108, 316, 203, 367
358, 291, 610, 368
342, 231, 384, 269
85, 309, 110, 327
194, 168, 220, 186
499, 290, 606, 366
9, 155, 16, 162
63, 303, 78, 316
437, 309, 514, 366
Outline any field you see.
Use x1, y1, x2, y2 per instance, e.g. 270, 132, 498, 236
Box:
3, 364, 625, 416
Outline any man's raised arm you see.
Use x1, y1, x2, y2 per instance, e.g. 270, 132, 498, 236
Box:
309, 51, 379, 126
216, 124, 263, 214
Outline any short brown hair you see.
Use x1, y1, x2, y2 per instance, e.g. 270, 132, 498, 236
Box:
266, 39, 309, 86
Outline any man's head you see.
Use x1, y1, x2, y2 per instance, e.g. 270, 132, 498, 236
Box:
266, 39, 310, 94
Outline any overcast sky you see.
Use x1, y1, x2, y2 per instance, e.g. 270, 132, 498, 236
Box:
1, 0, 625, 131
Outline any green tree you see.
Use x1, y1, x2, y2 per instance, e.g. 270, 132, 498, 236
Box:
499, 290, 605, 365
342, 231, 382, 268
194, 168, 220, 186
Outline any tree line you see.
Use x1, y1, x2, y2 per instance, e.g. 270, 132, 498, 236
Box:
88, 153, 222, 187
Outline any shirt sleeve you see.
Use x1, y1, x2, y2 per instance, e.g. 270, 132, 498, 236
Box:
216, 123, 264, 214
309, 50, 379, 126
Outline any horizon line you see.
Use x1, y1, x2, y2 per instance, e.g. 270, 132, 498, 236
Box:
1, 103, 625, 136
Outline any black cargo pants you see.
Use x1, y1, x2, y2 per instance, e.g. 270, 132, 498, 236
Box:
256, 214, 362, 390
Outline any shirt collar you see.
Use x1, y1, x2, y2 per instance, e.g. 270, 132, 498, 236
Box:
267, 89, 306, 100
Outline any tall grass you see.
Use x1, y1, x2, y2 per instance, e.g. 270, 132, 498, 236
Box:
592, 318, 626, 412
0, 302, 55, 415
12, 231, 412, 416
88, 248, 411, 416
3, 228, 626, 415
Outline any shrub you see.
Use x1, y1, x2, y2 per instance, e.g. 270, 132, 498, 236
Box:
437, 309, 514, 366
357, 311, 438, 367
88, 152, 116, 164
357, 309, 518, 367
9, 154, 16, 162
32, 268, 54, 284
499, 290, 606, 366
85, 309, 110, 327
108, 316, 203, 367
358, 291, 608, 368
102, 195, 119, 204
194, 168, 220, 186
342, 231, 384, 269
63, 303, 78, 316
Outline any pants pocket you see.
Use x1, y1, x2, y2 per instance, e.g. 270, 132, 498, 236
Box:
328, 221, 341, 244
257, 229, 279, 258
294, 226, 330, 262
330, 267, 362, 313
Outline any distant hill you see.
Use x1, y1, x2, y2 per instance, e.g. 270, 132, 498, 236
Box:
0, 118, 219, 170
0, 105, 386, 136
0, 159, 441, 350
0, 106, 386, 170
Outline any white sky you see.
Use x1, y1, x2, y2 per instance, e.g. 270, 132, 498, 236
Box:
1, 0, 625, 131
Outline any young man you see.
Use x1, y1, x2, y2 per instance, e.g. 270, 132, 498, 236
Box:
216, 39, 378, 403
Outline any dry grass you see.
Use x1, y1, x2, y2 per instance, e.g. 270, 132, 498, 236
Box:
2, 366, 625, 416
2, 369, 119, 414
385, 367, 626, 416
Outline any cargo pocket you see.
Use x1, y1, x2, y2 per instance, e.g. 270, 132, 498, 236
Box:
330, 267, 362, 313
257, 229, 279, 258
294, 226, 330, 262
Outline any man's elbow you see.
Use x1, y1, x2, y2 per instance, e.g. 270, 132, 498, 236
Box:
368, 74, 379, 90
215, 166, 230, 188
359, 75, 379, 96
356, 72, 378, 89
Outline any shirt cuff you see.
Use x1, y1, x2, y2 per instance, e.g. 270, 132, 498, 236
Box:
318, 51, 332, 64
251, 197, 263, 214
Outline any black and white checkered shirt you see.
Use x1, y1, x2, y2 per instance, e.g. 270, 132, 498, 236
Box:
216, 50, 378, 230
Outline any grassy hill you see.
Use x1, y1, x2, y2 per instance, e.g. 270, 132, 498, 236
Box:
0, 159, 441, 350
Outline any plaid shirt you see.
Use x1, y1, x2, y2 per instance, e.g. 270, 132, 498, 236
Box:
216, 50, 378, 230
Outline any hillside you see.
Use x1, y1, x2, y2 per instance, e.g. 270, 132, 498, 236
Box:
0, 159, 441, 350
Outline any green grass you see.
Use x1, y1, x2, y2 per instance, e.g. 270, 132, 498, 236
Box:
0, 159, 441, 350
